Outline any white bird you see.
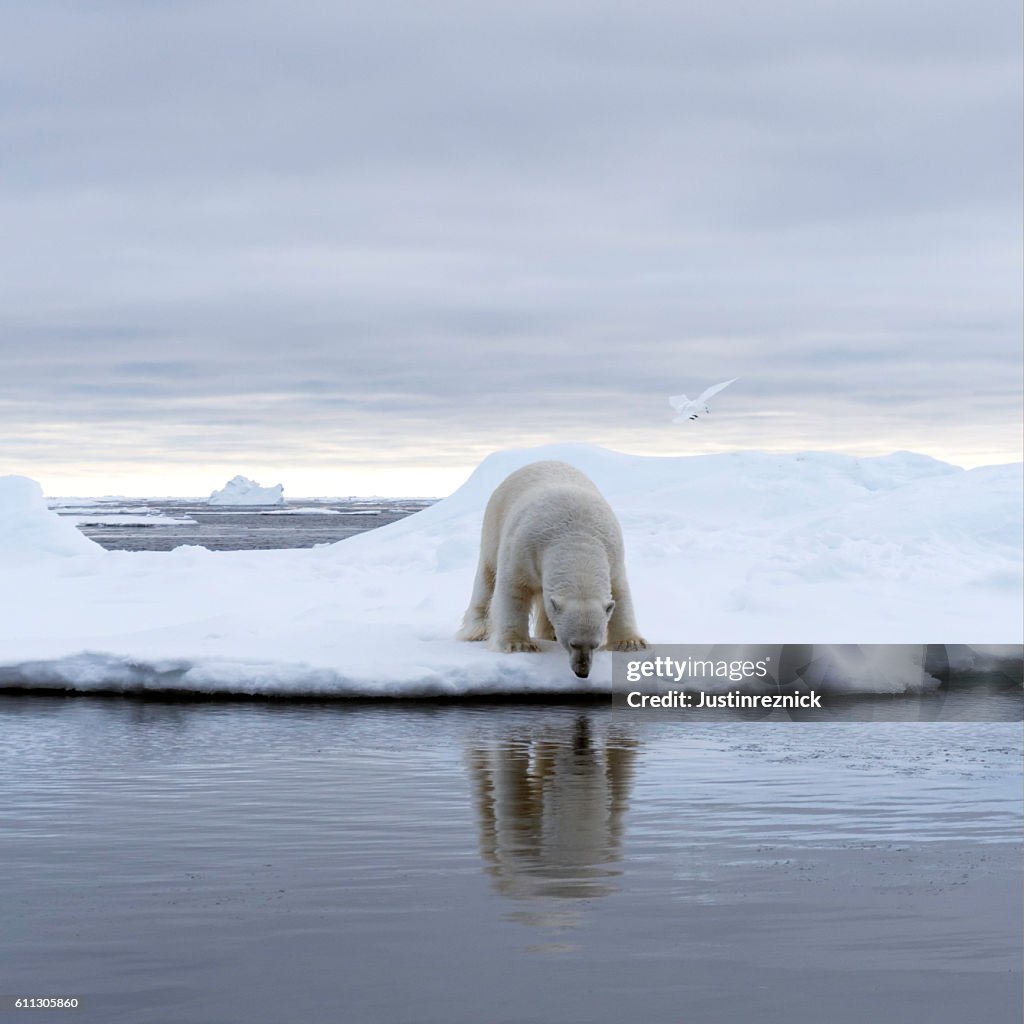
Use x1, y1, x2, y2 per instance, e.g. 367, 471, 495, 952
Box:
669, 378, 738, 423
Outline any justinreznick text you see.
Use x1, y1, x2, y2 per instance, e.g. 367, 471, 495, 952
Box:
624, 689, 822, 709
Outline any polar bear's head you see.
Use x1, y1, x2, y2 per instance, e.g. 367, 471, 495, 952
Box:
547, 596, 615, 678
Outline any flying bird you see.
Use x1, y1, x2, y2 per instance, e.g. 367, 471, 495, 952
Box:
669, 378, 738, 423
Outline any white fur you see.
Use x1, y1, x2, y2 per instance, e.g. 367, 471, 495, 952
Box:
457, 461, 646, 677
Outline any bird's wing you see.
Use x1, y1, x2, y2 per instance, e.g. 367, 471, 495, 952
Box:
696, 378, 737, 404
668, 393, 692, 412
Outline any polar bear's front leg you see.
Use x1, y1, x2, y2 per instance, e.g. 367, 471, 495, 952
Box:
490, 577, 540, 653
533, 596, 557, 641
605, 574, 647, 651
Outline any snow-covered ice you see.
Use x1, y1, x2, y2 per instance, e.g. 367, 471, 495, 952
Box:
63, 514, 198, 527
46, 497, 128, 510
207, 475, 285, 506
259, 508, 349, 516
199, 508, 379, 516
1, 477, 100, 565
0, 445, 1020, 696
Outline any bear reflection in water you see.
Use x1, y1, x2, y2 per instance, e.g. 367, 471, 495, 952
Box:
465, 715, 637, 919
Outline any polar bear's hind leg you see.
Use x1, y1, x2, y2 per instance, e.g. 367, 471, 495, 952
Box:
457, 561, 495, 642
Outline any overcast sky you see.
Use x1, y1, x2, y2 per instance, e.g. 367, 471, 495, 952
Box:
1, 0, 1020, 495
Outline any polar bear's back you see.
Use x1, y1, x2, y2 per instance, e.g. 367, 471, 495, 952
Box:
481, 460, 621, 563
485, 461, 598, 525
492, 460, 598, 502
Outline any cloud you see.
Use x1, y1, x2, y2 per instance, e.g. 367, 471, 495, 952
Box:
0, 1, 1020, 492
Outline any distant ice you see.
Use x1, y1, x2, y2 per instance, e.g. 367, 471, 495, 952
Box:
208, 475, 285, 506
64, 514, 198, 527
260, 508, 350, 516
46, 496, 127, 509
53, 505, 158, 515
0, 446, 1020, 697
204, 508, 379, 517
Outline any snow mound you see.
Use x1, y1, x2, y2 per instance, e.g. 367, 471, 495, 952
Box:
0, 446, 1020, 697
0, 476, 102, 565
208, 475, 285, 506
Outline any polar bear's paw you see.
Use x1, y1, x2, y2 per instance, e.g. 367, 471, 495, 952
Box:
498, 638, 541, 654
607, 637, 648, 652
457, 619, 490, 642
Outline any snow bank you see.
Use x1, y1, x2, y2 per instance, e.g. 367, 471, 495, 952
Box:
0, 476, 102, 565
0, 446, 1020, 697
207, 475, 285, 506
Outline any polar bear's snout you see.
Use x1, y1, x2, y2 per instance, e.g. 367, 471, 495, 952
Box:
568, 643, 596, 678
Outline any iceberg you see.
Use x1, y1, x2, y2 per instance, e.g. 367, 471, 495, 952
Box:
207, 475, 285, 506
0, 446, 1020, 697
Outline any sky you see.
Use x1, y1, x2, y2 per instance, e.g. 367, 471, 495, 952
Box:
1, 0, 1021, 497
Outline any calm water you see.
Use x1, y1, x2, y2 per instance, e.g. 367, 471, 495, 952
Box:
15, 511, 1024, 1020
53, 498, 434, 551
2, 697, 1020, 1024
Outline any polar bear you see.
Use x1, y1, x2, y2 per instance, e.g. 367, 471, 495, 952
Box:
457, 460, 647, 677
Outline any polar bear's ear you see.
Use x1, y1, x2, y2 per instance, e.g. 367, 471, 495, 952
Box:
549, 598, 562, 615
604, 600, 616, 618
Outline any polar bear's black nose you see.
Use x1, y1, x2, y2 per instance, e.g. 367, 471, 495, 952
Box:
574, 666, 590, 678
